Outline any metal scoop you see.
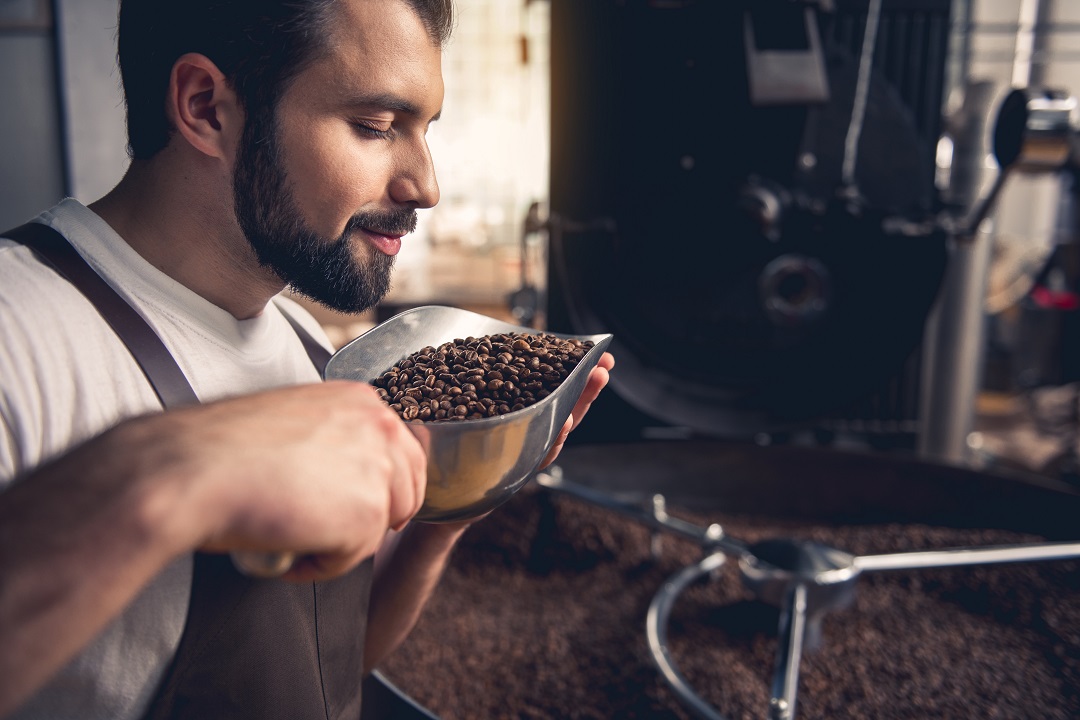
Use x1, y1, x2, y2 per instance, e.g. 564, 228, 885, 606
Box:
232, 305, 612, 577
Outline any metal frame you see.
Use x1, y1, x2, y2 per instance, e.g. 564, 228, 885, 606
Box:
537, 465, 1080, 720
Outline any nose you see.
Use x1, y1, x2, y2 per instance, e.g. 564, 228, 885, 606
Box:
390, 137, 440, 209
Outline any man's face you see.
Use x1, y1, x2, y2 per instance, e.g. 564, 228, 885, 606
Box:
234, 0, 443, 313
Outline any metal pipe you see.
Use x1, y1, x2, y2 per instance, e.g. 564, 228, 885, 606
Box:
769, 583, 809, 720
853, 540, 1080, 572
1012, 0, 1053, 90
841, 0, 884, 191
918, 80, 997, 464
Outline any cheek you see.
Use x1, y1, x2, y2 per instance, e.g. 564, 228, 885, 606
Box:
284, 128, 388, 234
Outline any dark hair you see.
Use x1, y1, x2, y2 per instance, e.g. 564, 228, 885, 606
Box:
117, 0, 454, 160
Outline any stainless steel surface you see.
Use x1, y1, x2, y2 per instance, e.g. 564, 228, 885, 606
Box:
919, 80, 996, 464
1000, 88, 1079, 173
326, 305, 613, 523
361, 671, 440, 720
956, 87, 1080, 243
738, 541, 860, 623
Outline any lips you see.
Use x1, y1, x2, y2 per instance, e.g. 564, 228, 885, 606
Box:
357, 227, 404, 256
346, 208, 417, 257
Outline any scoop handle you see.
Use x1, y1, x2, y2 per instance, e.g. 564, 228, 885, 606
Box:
230, 550, 296, 578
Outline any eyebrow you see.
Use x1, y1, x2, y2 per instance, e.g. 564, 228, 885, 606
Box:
343, 92, 442, 123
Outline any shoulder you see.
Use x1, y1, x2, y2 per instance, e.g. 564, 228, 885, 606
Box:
0, 235, 156, 480
0, 203, 138, 354
0, 236, 95, 318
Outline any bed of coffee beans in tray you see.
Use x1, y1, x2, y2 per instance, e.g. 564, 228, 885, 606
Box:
371, 332, 595, 423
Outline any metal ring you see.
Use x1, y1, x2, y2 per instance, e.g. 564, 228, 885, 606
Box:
646, 551, 731, 720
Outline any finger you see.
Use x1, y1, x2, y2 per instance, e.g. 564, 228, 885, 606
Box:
385, 418, 428, 529
538, 359, 613, 470
538, 416, 574, 470
403, 425, 428, 519
568, 365, 610, 432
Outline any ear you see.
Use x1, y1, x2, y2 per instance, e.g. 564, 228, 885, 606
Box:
165, 53, 243, 161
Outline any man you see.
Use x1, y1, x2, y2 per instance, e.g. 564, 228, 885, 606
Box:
0, 0, 614, 718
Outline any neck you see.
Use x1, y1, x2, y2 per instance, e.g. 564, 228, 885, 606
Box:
89, 150, 285, 320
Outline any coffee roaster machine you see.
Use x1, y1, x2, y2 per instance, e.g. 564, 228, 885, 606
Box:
538, 0, 1079, 460
363, 1, 1080, 718
544, 0, 955, 446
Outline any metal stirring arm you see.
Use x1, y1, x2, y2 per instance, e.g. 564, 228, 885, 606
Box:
539, 467, 822, 720
644, 555, 815, 720
853, 540, 1080, 572
746, 540, 1080, 720
539, 467, 838, 720
646, 552, 732, 720
534, 466, 750, 558
536, 465, 1080, 720
769, 584, 809, 720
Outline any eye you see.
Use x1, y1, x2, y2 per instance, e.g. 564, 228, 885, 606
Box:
353, 120, 393, 139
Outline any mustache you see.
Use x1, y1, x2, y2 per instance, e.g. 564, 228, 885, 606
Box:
345, 208, 418, 237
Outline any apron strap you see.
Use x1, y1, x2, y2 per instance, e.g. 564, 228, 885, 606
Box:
278, 305, 332, 374
4, 222, 333, 406
4, 222, 199, 409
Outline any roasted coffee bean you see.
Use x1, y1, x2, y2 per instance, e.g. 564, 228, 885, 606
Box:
371, 331, 595, 423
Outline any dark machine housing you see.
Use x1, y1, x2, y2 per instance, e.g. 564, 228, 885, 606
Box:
546, 0, 954, 443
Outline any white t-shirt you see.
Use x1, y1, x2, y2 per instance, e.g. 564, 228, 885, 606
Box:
0, 198, 333, 720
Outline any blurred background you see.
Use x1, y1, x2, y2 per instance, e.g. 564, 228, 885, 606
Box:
4, 0, 1080, 480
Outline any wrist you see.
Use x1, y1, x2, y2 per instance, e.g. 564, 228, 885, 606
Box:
374, 520, 469, 579
400, 520, 470, 553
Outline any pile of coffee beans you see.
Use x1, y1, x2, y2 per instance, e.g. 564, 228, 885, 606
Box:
379, 485, 1080, 720
372, 332, 595, 422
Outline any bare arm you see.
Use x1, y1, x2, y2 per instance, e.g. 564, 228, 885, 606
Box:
0, 380, 426, 718
0, 419, 198, 719
363, 354, 614, 671
363, 520, 469, 674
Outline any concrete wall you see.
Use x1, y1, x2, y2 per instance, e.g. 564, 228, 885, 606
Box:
0, 0, 126, 230
0, 2, 64, 230
54, 0, 129, 204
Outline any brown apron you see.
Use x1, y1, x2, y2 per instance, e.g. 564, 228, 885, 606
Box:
143, 554, 371, 720
5, 222, 373, 719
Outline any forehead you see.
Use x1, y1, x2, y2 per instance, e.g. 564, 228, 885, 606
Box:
309, 0, 444, 113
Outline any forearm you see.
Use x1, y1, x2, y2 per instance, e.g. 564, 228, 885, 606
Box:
0, 380, 429, 715
363, 521, 469, 673
0, 419, 202, 718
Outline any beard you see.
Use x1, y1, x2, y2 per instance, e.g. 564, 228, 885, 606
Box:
232, 104, 415, 313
